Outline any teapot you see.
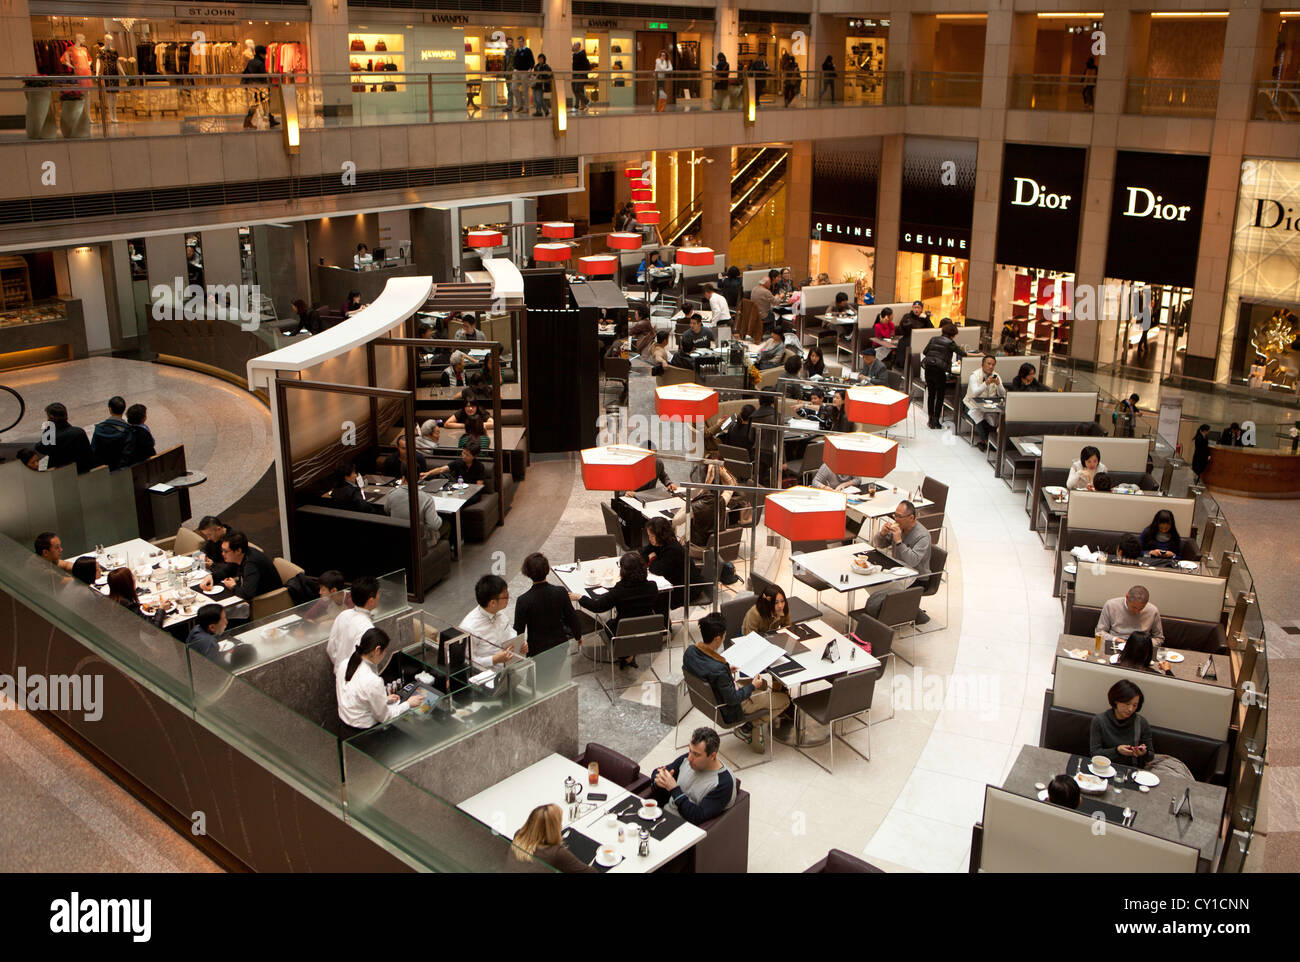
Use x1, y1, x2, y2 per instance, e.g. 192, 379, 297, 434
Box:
563, 775, 584, 806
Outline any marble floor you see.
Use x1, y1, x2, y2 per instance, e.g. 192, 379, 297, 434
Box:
3, 357, 274, 524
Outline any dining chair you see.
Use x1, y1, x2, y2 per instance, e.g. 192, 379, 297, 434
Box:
595, 614, 668, 703
914, 545, 949, 634
574, 535, 617, 564
600, 502, 629, 554
678, 668, 775, 770
874, 586, 924, 667
790, 668, 881, 773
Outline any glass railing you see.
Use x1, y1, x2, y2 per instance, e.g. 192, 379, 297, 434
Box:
910, 71, 983, 107
1125, 77, 1218, 117
0, 534, 571, 871
7, 68, 896, 141
1254, 83, 1300, 121
1011, 74, 1094, 112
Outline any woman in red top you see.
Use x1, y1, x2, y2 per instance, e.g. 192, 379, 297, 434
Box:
873, 307, 897, 366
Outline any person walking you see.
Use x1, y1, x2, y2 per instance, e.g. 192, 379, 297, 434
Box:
820, 54, 836, 104
654, 49, 673, 111
531, 53, 552, 115
571, 42, 591, 111
1082, 56, 1098, 109
712, 52, 730, 110
920, 320, 966, 429
781, 51, 800, 107
512, 36, 534, 113
241, 44, 278, 128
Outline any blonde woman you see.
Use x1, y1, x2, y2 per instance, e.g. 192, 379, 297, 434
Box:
508, 803, 596, 873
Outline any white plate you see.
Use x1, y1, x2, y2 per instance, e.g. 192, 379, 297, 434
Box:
638, 807, 663, 821
202, 586, 223, 596
1109, 653, 1120, 664
217, 640, 235, 653
1074, 773, 1108, 794
595, 850, 621, 867
1036, 789, 1049, 801
1177, 561, 1199, 570
94, 575, 108, 586
1043, 485, 1066, 496
167, 556, 194, 572
1133, 770, 1160, 787
1089, 763, 1117, 778
1163, 652, 1185, 663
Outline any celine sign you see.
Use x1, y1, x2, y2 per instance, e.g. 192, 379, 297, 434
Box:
812, 218, 873, 240
996, 144, 1086, 273
902, 232, 966, 251
811, 137, 881, 245
1105, 150, 1209, 289
899, 136, 977, 257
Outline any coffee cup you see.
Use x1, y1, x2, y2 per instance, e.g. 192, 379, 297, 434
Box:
1091, 754, 1111, 771
601, 846, 616, 862
642, 799, 659, 816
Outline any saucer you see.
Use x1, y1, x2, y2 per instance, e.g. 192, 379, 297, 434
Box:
1088, 763, 1117, 778
595, 849, 622, 867
638, 806, 662, 821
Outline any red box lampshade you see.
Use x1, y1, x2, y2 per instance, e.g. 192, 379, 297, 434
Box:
845, 385, 910, 427
607, 232, 643, 251
631, 188, 654, 201
533, 242, 572, 262
581, 445, 657, 491
765, 487, 847, 542
578, 255, 618, 276
655, 383, 719, 421
466, 230, 503, 248
823, 432, 898, 480
675, 246, 715, 267
637, 209, 662, 225
624, 166, 642, 179
633, 201, 656, 212
541, 221, 575, 239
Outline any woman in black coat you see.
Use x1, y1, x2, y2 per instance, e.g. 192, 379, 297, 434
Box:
572, 551, 661, 667
919, 320, 966, 429
640, 517, 703, 611
1192, 423, 1212, 478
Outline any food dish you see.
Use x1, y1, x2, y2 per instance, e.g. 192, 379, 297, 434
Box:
1074, 772, 1107, 794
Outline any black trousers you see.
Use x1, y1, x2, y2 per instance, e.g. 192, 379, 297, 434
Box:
924, 364, 947, 425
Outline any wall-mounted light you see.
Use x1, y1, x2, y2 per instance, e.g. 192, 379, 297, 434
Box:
553, 86, 567, 138
745, 76, 757, 125
73, 246, 91, 253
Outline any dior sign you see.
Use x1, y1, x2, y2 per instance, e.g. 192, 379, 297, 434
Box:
1011, 177, 1072, 210
1252, 199, 1300, 232
1121, 187, 1192, 222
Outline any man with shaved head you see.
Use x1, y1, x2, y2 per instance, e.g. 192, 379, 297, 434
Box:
1096, 584, 1164, 646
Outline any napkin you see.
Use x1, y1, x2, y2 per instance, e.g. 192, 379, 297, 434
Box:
1070, 545, 1102, 562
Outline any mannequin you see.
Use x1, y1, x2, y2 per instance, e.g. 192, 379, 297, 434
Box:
95, 32, 121, 123
243, 38, 256, 65
57, 34, 93, 138
61, 33, 92, 84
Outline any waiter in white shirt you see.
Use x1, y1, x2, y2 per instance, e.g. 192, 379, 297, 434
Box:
336, 627, 423, 731
354, 243, 373, 270
327, 575, 382, 668
457, 574, 526, 668
703, 282, 731, 324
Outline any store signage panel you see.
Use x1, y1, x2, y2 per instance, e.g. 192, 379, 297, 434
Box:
1104, 150, 1209, 288
995, 143, 1087, 273
811, 137, 880, 243
899, 136, 977, 257
1224, 159, 1300, 314
174, 4, 241, 18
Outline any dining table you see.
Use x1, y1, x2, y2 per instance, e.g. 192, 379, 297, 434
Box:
1054, 632, 1234, 688
457, 753, 706, 873
362, 477, 484, 559
1000, 744, 1226, 867
790, 541, 919, 622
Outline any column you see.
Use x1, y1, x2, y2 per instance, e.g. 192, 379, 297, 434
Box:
700, 147, 731, 258
310, 0, 352, 116
783, 141, 813, 282
1200, 1, 1265, 382
1, 0, 38, 128
966, 10, 1014, 325
812, 11, 848, 104
875, 134, 904, 301
541, 0, 572, 75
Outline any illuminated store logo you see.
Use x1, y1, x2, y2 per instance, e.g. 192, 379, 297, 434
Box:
430, 14, 470, 24
903, 232, 967, 250
180, 5, 239, 18
1010, 177, 1072, 210
420, 49, 458, 62
586, 18, 620, 28
814, 220, 873, 240
1252, 198, 1300, 232
1121, 187, 1192, 222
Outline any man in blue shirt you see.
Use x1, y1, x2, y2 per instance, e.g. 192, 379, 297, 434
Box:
185, 604, 227, 661
90, 395, 131, 469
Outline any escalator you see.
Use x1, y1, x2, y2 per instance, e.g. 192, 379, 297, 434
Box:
660, 146, 790, 245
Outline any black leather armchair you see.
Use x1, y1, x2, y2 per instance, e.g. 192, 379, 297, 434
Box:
804, 849, 885, 873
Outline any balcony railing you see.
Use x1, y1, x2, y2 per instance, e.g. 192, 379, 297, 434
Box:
8, 68, 898, 141
1254, 82, 1300, 122
1125, 77, 1218, 117
1011, 74, 1094, 112
910, 71, 983, 107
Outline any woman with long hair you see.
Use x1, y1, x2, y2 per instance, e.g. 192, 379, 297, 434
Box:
336, 627, 424, 732
508, 803, 596, 873
107, 567, 142, 616
742, 584, 791, 634
572, 551, 661, 668
802, 346, 826, 379
1114, 630, 1173, 676
642, 516, 702, 610
1139, 509, 1182, 560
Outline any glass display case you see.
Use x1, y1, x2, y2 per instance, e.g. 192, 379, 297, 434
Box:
0, 297, 67, 328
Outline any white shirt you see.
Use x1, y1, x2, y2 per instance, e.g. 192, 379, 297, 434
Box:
354, 252, 373, 270
707, 291, 731, 322
458, 605, 515, 669
327, 606, 375, 669
336, 658, 408, 729
965, 367, 1005, 423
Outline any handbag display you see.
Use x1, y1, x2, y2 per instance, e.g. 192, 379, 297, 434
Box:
350, 60, 362, 71
374, 40, 387, 52
350, 38, 366, 52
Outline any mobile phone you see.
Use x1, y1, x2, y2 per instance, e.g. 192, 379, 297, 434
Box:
588, 792, 608, 802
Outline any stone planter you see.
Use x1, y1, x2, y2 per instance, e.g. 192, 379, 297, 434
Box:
24, 87, 57, 139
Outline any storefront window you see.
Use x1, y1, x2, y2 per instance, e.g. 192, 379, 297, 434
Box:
1098, 278, 1193, 376
897, 253, 967, 323
995, 266, 1074, 358
738, 23, 808, 104
843, 19, 889, 105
